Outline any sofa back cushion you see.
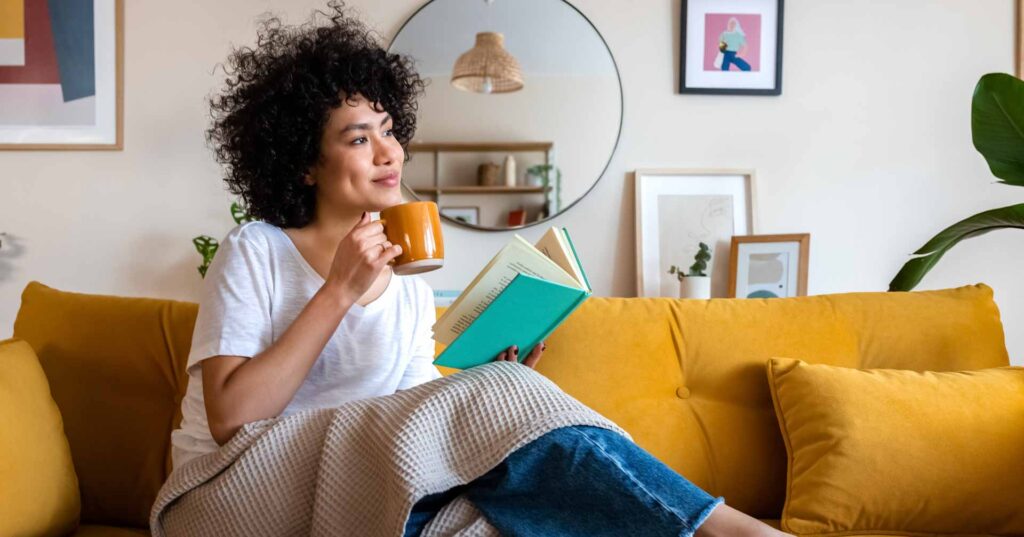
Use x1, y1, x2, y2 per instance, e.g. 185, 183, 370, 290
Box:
532, 284, 1008, 518
13, 282, 197, 528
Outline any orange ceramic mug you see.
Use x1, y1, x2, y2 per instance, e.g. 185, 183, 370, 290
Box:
379, 201, 445, 275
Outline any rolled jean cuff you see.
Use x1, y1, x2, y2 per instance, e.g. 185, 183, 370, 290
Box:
684, 496, 725, 536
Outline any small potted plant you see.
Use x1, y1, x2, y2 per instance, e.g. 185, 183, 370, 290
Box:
525, 164, 562, 215
668, 242, 712, 299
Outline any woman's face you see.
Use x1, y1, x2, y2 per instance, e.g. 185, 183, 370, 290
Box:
306, 93, 405, 216
728, 19, 736, 31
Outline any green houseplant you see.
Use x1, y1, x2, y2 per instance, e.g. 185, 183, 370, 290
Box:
669, 242, 712, 298
525, 164, 562, 217
889, 73, 1024, 291
193, 202, 252, 278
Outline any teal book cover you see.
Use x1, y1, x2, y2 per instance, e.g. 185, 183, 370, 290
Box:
434, 272, 591, 369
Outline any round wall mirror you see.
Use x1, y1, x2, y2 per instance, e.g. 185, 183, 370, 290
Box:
389, 0, 623, 231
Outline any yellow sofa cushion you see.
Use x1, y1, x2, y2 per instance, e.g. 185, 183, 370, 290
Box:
0, 338, 80, 537
13, 282, 197, 528
767, 358, 1024, 536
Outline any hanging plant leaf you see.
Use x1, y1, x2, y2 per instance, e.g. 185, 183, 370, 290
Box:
192, 235, 219, 278
231, 202, 253, 225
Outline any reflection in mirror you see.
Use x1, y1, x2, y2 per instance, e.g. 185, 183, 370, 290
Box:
390, 0, 622, 230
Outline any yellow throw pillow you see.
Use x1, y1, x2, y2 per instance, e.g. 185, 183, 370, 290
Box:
0, 338, 80, 537
767, 358, 1024, 536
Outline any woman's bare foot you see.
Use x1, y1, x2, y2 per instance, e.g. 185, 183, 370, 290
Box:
695, 503, 794, 537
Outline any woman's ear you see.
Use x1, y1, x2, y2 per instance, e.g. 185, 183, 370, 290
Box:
303, 173, 315, 186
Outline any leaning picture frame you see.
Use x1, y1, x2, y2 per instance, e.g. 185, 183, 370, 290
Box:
728, 233, 810, 298
678, 0, 784, 95
635, 169, 757, 298
0, 0, 125, 150
439, 206, 480, 226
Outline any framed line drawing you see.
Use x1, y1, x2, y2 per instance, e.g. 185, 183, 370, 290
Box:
0, 0, 124, 150
679, 0, 784, 95
635, 169, 757, 298
728, 233, 809, 298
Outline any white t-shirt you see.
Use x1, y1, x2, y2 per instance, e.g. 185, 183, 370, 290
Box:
170, 221, 442, 470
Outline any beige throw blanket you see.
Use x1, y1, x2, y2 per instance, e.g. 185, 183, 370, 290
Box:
150, 362, 629, 536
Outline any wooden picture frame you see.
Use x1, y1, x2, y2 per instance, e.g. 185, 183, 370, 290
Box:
439, 206, 480, 226
1017, 0, 1023, 78
678, 0, 784, 95
635, 168, 757, 298
0, 0, 124, 150
728, 233, 809, 298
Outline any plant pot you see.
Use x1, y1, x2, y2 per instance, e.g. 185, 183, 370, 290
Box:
679, 276, 711, 299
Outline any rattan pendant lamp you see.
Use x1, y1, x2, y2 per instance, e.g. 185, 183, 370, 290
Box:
451, 31, 524, 94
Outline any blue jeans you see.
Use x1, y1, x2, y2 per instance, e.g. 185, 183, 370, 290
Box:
404, 425, 724, 536
721, 50, 751, 71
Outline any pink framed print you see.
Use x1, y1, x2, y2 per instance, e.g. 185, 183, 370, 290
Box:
679, 0, 783, 95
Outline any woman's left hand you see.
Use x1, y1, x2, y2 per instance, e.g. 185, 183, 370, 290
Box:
495, 341, 545, 369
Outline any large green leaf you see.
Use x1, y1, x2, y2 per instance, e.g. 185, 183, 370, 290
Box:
889, 203, 1024, 291
972, 73, 1024, 186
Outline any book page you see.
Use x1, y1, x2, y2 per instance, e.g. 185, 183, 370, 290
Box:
432, 236, 580, 345
534, 227, 587, 290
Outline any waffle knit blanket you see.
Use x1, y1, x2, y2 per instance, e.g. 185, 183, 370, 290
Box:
149, 362, 629, 536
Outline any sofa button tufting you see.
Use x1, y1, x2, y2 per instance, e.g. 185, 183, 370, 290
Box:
676, 386, 691, 399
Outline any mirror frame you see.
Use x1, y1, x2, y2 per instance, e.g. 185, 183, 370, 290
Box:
389, 0, 624, 232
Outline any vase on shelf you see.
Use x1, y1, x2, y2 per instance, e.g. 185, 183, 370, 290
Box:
502, 154, 516, 187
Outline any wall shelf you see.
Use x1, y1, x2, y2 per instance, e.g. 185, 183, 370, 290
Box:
412, 185, 550, 195
406, 141, 558, 227
409, 142, 553, 153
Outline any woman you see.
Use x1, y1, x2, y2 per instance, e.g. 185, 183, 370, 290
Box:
170, 3, 790, 536
719, 17, 752, 71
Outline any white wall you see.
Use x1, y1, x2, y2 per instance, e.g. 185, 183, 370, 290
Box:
1, 0, 1020, 364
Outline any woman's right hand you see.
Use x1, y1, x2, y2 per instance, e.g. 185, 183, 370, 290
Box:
325, 212, 403, 304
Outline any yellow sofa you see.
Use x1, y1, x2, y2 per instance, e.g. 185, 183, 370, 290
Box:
8, 280, 1009, 536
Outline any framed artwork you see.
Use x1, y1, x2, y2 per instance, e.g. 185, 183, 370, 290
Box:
728, 234, 809, 298
0, 0, 124, 150
440, 206, 480, 226
678, 0, 784, 95
635, 169, 757, 298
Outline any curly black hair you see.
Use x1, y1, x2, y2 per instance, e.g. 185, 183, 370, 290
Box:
206, 1, 427, 228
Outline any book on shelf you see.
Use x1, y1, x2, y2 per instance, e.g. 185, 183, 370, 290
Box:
432, 226, 592, 369
507, 208, 527, 226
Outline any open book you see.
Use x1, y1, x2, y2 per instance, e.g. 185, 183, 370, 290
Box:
432, 227, 592, 369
